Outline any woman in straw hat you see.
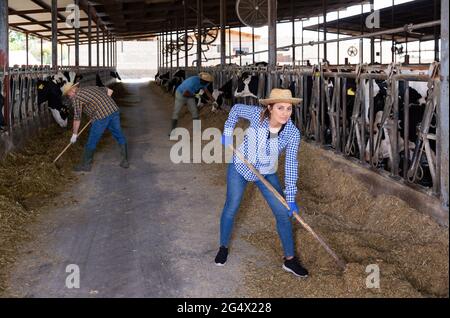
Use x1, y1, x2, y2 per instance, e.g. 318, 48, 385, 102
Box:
215, 88, 308, 278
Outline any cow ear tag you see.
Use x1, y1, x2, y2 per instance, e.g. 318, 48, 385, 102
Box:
38, 84, 44, 90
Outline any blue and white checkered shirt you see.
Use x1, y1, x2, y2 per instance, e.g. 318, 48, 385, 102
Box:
224, 104, 301, 203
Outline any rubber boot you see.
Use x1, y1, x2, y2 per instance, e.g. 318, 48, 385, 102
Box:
73, 148, 94, 172
119, 143, 130, 169
168, 119, 178, 137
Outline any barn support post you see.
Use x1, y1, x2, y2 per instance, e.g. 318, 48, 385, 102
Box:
196, 0, 202, 71
51, 0, 58, 69
239, 26, 242, 66
176, 16, 179, 69
220, 0, 226, 73
301, 21, 304, 65
268, 0, 277, 90
0, 0, 10, 128
110, 38, 113, 68
439, 0, 449, 210
164, 27, 169, 72
60, 43, 63, 66
161, 36, 163, 71
157, 36, 159, 71
184, 0, 188, 67
291, 0, 295, 65
74, 0, 80, 67
434, 0, 440, 61
40, 37, 43, 65
228, 26, 231, 64
252, 27, 255, 64
106, 33, 109, 68
103, 30, 106, 67
359, 2, 363, 65
391, 0, 394, 63
323, 0, 327, 62
111, 37, 113, 68
317, 15, 320, 64
337, 11, 340, 64
111, 35, 114, 67
26, 32, 29, 65
170, 21, 173, 72
370, 0, 375, 65
96, 22, 100, 67
161, 35, 163, 71
88, 3, 92, 67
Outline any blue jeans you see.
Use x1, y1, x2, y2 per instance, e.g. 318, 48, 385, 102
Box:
219, 163, 295, 257
86, 112, 127, 151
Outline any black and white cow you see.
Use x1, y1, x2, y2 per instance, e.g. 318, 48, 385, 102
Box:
155, 71, 170, 86
96, 73, 105, 87
362, 70, 430, 182
167, 69, 186, 95
110, 71, 122, 81
37, 71, 78, 128
234, 72, 259, 98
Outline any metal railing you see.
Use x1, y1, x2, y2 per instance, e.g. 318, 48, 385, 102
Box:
0, 65, 116, 132
157, 61, 442, 197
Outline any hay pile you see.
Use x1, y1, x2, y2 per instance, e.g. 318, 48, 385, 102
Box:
160, 81, 449, 298
0, 84, 127, 294
0, 123, 89, 293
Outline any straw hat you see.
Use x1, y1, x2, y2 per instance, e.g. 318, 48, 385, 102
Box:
199, 72, 214, 82
259, 88, 302, 106
62, 82, 80, 96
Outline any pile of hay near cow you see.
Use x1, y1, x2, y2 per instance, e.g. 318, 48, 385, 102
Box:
0, 123, 90, 292
169, 82, 449, 298
0, 83, 128, 294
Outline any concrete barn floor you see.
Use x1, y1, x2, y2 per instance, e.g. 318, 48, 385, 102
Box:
4, 82, 250, 298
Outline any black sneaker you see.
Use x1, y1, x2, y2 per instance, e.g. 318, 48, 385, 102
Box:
282, 257, 309, 278
214, 246, 228, 266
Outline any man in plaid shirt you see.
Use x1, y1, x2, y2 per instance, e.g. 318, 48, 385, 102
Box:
65, 83, 129, 171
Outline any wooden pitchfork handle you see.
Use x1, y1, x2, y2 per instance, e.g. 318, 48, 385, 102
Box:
53, 120, 93, 164
229, 144, 347, 271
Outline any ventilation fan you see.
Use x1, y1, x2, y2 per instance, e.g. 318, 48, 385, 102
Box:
236, 0, 268, 28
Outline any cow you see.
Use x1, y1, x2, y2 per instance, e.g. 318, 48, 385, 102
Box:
234, 72, 259, 98
155, 71, 170, 86
96, 73, 105, 87
37, 71, 79, 128
110, 71, 122, 81
197, 70, 261, 112
362, 68, 431, 184
167, 69, 186, 95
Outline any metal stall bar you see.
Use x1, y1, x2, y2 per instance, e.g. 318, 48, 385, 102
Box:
88, 3, 92, 67
196, 0, 202, 71
103, 30, 106, 67
268, 0, 277, 90
439, 0, 449, 209
184, 0, 188, 68
96, 22, 100, 67
0, 0, 9, 129
75, 0, 80, 67
291, 0, 295, 65
220, 0, 226, 77
51, 0, 58, 69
